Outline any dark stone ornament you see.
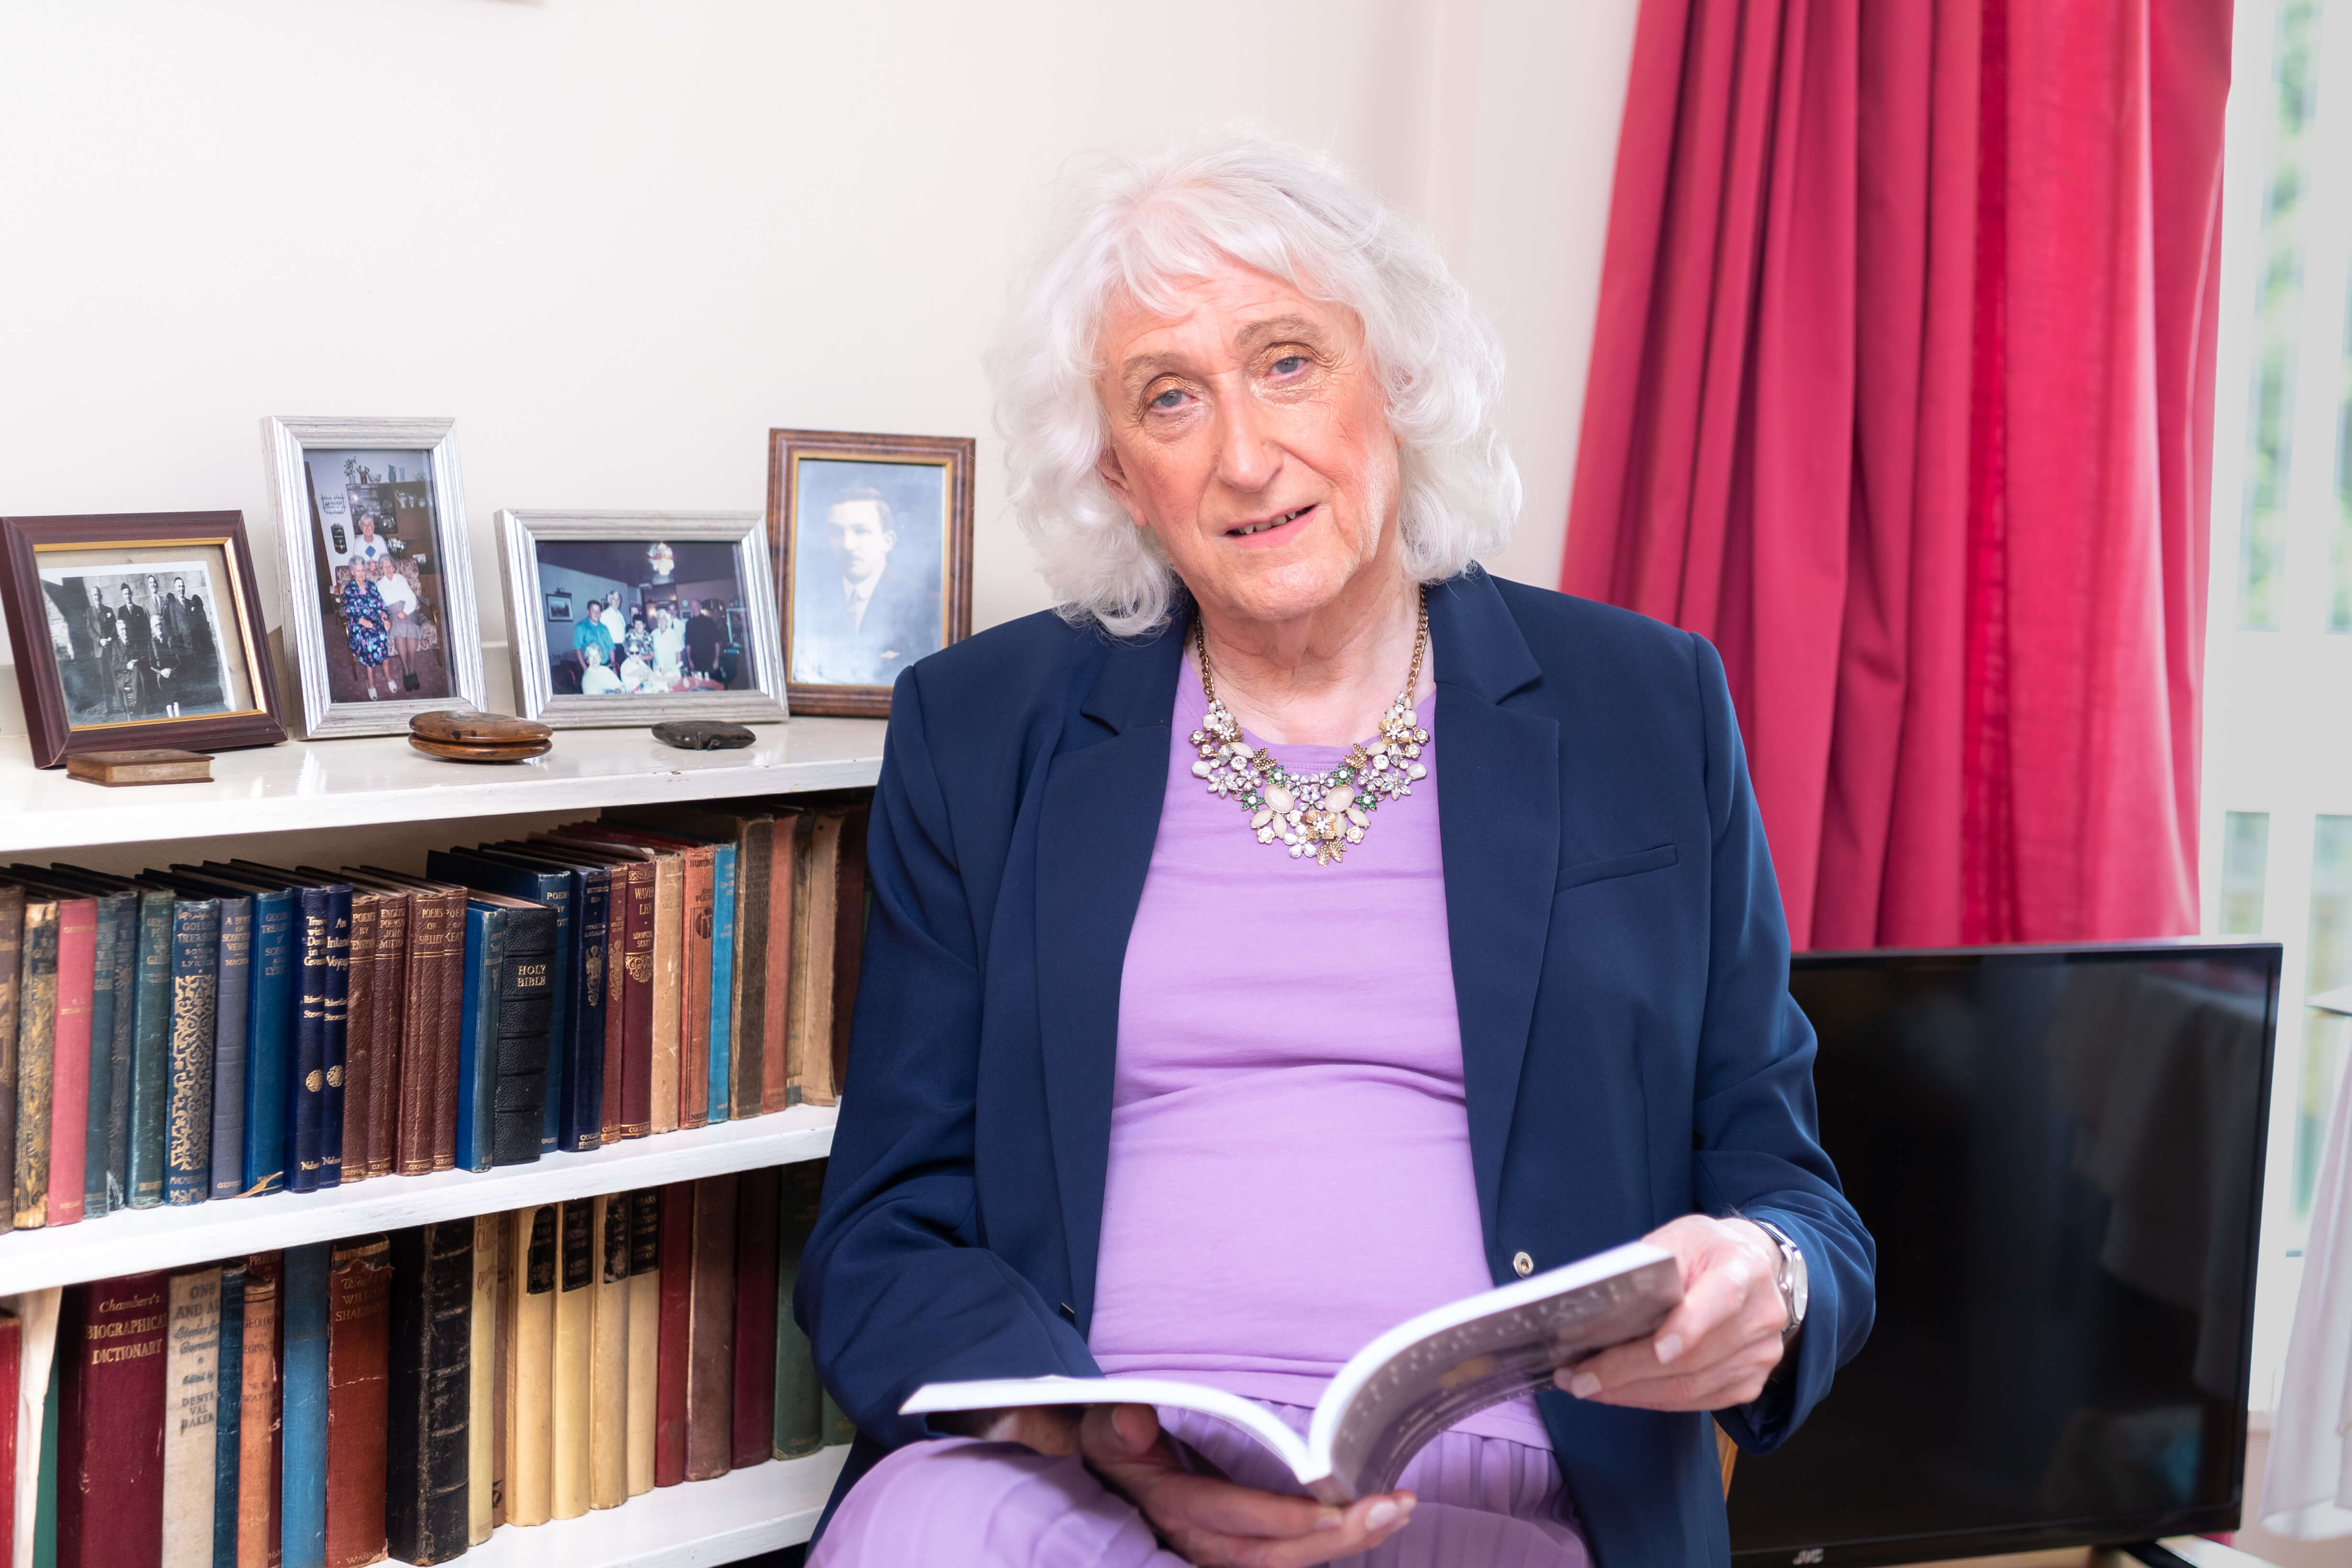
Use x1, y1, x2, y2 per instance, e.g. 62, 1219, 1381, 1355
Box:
652, 720, 757, 751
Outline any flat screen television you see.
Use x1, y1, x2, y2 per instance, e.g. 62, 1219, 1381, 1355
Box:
1726, 941, 2281, 1567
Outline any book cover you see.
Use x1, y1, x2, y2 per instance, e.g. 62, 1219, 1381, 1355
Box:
503, 1205, 556, 1528
234, 1254, 280, 1568
550, 1197, 592, 1519
588, 1193, 629, 1509
0, 886, 26, 1238
468, 1214, 499, 1546
821, 1387, 854, 1447
773, 1161, 823, 1460
34, 1339, 59, 1568
827, 798, 871, 1102
282, 887, 332, 1195
211, 1264, 245, 1568
385, 1223, 470, 1567
363, 891, 404, 1181
161, 1268, 222, 1568
570, 870, 610, 1154
11, 898, 59, 1230
676, 848, 713, 1130
473, 892, 555, 1168
786, 811, 841, 1109
0, 1309, 16, 1568
607, 869, 634, 1141
321, 1236, 390, 1568
624, 1187, 659, 1496
425, 850, 581, 1156
453, 903, 503, 1175
653, 1180, 692, 1487
410, 882, 468, 1175
239, 886, 294, 1197
279, 1242, 329, 1568
707, 842, 735, 1124
389, 886, 443, 1178
487, 1212, 512, 1533
761, 810, 798, 1115
317, 884, 351, 1190
75, 888, 133, 1218
684, 1172, 737, 1481
45, 893, 94, 1227
128, 886, 176, 1208
163, 898, 220, 1207
337, 893, 377, 1187
647, 854, 683, 1135
730, 1164, 778, 1470
9, 1287, 64, 1568
56, 1271, 168, 1567
206, 892, 252, 1202
585, 828, 726, 1129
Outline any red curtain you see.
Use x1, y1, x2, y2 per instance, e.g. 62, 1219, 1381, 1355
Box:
1562, 0, 2228, 948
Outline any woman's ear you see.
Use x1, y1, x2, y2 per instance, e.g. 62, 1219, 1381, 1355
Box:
1094, 444, 1150, 530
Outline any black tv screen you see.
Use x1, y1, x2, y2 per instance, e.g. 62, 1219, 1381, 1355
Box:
1727, 942, 2280, 1566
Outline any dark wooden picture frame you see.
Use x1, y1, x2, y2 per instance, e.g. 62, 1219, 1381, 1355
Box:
0, 510, 288, 768
767, 428, 974, 717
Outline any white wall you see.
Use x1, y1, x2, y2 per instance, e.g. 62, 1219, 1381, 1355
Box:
0, 0, 1636, 720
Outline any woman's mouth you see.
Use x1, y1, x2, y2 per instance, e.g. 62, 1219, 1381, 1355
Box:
1226, 504, 1315, 540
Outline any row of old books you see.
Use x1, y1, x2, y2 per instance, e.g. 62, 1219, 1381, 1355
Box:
0, 1162, 842, 1567
1, 794, 871, 1230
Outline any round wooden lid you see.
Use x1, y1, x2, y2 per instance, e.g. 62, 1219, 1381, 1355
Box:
408, 710, 553, 745
408, 735, 553, 764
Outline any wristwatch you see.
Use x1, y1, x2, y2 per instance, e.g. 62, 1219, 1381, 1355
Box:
1749, 1219, 1808, 1345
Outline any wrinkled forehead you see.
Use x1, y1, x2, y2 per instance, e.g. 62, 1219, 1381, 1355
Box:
1094, 258, 1360, 373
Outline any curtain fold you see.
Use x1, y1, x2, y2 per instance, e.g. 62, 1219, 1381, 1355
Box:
1563, 0, 2226, 949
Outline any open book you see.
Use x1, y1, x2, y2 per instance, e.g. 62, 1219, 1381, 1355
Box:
901, 1239, 1681, 1504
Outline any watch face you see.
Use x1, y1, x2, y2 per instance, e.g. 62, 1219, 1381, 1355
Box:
1787, 1246, 1809, 1323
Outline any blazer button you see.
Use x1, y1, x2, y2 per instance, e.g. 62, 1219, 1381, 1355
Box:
1512, 1251, 1534, 1278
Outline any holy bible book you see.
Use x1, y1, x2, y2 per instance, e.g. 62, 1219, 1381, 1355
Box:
902, 1240, 1681, 1504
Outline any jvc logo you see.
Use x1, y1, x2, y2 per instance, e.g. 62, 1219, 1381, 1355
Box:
1793, 1550, 1825, 1565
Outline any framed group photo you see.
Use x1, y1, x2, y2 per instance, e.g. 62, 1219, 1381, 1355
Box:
497, 510, 788, 727
0, 510, 287, 768
767, 428, 972, 717
263, 415, 487, 737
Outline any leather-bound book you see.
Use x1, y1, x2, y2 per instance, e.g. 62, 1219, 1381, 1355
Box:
353, 872, 472, 1175
164, 869, 291, 1199
212, 1262, 245, 1568
707, 843, 735, 1123
221, 867, 356, 1194
206, 888, 253, 1202
653, 1180, 692, 1486
575, 827, 726, 1127
57, 1273, 170, 1566
684, 1172, 738, 1481
469, 1214, 499, 1545
528, 841, 653, 1142
364, 891, 404, 1180
453, 901, 506, 1173
368, 879, 440, 1178
821, 1387, 855, 1447
127, 885, 177, 1208
319, 886, 350, 1190
761, 809, 800, 1114
322, 1235, 390, 1568
647, 852, 683, 1134
163, 896, 221, 1207
785, 810, 842, 1108
26, 872, 136, 1221
478, 892, 555, 1167
588, 1193, 630, 1509
161, 1267, 223, 1568
773, 1162, 824, 1460
0, 885, 24, 1237
827, 797, 872, 1101
550, 1198, 593, 1519
0, 1307, 15, 1568
338, 892, 379, 1185
47, 889, 96, 1225
427, 848, 592, 1157
279, 1242, 330, 1568
503, 1204, 557, 1528
730, 1166, 779, 1470
11, 894, 59, 1229
385, 1223, 471, 1566
234, 1254, 280, 1568
624, 1188, 659, 1495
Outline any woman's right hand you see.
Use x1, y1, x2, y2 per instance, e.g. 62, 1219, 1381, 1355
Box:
946, 1402, 1415, 1566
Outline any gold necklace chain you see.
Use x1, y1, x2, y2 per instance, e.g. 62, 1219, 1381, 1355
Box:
1189, 588, 1431, 867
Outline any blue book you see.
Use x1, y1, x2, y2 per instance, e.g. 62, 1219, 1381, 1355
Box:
100, 893, 136, 1210
208, 891, 253, 1200
163, 896, 221, 1206
213, 1261, 245, 1568
455, 901, 505, 1173
127, 886, 178, 1208
213, 866, 343, 1193
320, 884, 350, 1188
167, 869, 294, 1196
428, 848, 574, 1153
707, 843, 735, 1123
280, 1241, 331, 1568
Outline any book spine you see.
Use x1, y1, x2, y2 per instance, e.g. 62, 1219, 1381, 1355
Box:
240, 896, 292, 1198
286, 894, 329, 1195
104, 896, 136, 1212
0, 886, 25, 1238
566, 876, 608, 1155
321, 1235, 389, 1568
504, 1205, 556, 1528
80, 896, 121, 1220
729, 823, 768, 1123
551, 1198, 592, 1519
624, 1188, 658, 1496
822, 1387, 855, 1447
394, 892, 441, 1178
45, 901, 93, 1227
164, 900, 220, 1207
730, 1163, 777, 1470
762, 815, 801, 1114
384, 1223, 470, 1567
492, 912, 554, 1168
161, 1267, 223, 1568
828, 800, 872, 1103
317, 890, 349, 1190
652, 1181, 692, 1487
279, 1243, 329, 1568
468, 1215, 499, 1546
365, 897, 403, 1181
336, 898, 375, 1188
678, 853, 712, 1131
234, 1254, 279, 1568
599, 876, 624, 1145
453, 907, 497, 1174
0, 1310, 15, 1568
683, 1172, 737, 1481
211, 1265, 245, 1568
706, 844, 735, 1125
588, 1194, 629, 1510
56, 1271, 169, 1568
206, 900, 250, 1202
129, 889, 176, 1208
431, 891, 465, 1174
11, 903, 58, 1230
36, 1333, 60, 1562
649, 859, 683, 1136
620, 867, 655, 1139
773, 1162, 823, 1459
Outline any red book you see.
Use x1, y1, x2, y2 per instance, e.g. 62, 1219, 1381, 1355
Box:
0, 1308, 18, 1568
324, 1235, 392, 1568
684, 1173, 738, 1481
653, 1180, 694, 1486
730, 1168, 779, 1470
46, 896, 95, 1227
56, 1271, 169, 1568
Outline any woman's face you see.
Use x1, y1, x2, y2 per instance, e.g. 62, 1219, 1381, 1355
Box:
1092, 260, 1400, 628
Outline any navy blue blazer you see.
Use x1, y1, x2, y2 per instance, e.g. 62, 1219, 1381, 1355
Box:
798, 570, 1875, 1564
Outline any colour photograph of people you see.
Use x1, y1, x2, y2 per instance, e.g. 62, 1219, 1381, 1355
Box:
534, 538, 754, 696
37, 553, 249, 726
301, 446, 454, 703
788, 457, 947, 689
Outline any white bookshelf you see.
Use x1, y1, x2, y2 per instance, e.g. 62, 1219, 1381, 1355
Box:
469, 1447, 851, 1568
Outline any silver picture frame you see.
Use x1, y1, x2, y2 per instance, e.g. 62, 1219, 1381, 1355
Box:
262, 414, 488, 738
497, 508, 789, 728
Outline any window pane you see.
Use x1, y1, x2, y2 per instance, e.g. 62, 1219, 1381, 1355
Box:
2220, 810, 2271, 933
2295, 815, 2352, 1225
2241, 0, 2321, 629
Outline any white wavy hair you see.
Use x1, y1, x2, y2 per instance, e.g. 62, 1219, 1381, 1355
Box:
990, 135, 1521, 636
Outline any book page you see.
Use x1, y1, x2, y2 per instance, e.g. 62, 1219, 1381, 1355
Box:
899, 1375, 1318, 1482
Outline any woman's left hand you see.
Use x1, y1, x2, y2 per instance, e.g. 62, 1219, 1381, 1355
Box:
1553, 1214, 1788, 1411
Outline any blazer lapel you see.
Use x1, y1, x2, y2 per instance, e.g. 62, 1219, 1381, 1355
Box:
1431, 574, 1561, 1243
1034, 618, 1186, 1324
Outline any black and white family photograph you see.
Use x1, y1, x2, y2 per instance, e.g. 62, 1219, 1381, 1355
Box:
535, 537, 756, 696
301, 445, 455, 705
37, 553, 248, 726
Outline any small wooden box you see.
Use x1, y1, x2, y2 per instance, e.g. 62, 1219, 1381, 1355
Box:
64, 748, 213, 786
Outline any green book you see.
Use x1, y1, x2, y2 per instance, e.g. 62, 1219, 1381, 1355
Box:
33, 1337, 59, 1568
127, 887, 178, 1209
772, 1161, 823, 1460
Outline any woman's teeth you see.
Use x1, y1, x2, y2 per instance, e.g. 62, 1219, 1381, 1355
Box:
1233, 506, 1309, 537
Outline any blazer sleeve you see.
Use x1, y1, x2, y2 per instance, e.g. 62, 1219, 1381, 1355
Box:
1683, 633, 1877, 1452
793, 669, 1099, 1448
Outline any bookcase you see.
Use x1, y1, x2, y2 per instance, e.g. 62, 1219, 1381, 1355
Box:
0, 716, 886, 1568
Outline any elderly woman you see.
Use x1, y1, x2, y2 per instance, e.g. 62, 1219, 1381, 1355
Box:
799, 138, 1873, 1568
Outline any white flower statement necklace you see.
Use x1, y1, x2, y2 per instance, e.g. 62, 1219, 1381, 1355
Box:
1189, 589, 1431, 868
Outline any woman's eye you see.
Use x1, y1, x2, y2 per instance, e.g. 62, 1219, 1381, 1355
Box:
1271, 354, 1308, 375
1149, 387, 1188, 411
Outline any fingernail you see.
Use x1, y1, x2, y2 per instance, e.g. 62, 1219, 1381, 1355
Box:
1569, 1372, 1601, 1398
1656, 1334, 1684, 1365
1314, 1509, 1343, 1532
1365, 1501, 1400, 1530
